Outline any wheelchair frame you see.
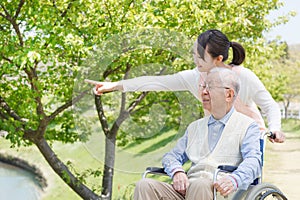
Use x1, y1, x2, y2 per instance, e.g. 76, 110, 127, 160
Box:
142, 132, 288, 200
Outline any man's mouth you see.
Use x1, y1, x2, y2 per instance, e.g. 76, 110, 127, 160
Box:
202, 98, 210, 103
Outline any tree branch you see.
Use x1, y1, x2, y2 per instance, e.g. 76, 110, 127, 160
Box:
35, 137, 100, 199
0, 97, 36, 141
126, 66, 168, 113
0, 96, 27, 123
95, 95, 110, 136
51, 0, 87, 40
0, 110, 8, 120
130, 100, 170, 115
48, 89, 90, 122
103, 64, 123, 79
60, 0, 74, 18
107, 63, 135, 134
0, 12, 5, 19
0, 4, 12, 21
104, 1, 114, 27
0, 3, 24, 46
14, 0, 25, 19
127, 92, 149, 113
120, 63, 131, 112
120, 0, 134, 24
0, 53, 14, 64
24, 67, 46, 118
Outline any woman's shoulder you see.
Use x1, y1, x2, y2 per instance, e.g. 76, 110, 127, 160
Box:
232, 65, 259, 79
233, 65, 265, 89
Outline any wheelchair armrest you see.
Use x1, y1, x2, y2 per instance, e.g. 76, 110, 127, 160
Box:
146, 167, 166, 174
142, 167, 168, 178
213, 165, 238, 200
213, 165, 238, 187
216, 165, 261, 185
217, 165, 238, 173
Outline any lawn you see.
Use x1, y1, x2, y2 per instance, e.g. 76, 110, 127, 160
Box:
0, 125, 180, 199
0, 118, 299, 199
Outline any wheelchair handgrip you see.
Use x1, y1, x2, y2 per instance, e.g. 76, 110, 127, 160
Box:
268, 131, 276, 140
217, 165, 238, 172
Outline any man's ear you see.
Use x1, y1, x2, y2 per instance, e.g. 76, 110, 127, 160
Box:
226, 89, 235, 100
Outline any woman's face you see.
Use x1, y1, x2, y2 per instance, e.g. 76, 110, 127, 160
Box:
193, 43, 217, 72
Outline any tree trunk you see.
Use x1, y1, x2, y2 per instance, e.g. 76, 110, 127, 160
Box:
284, 100, 290, 119
35, 137, 101, 200
94, 90, 144, 199
101, 136, 116, 200
94, 95, 116, 200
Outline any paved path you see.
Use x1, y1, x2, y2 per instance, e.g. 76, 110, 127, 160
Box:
263, 132, 300, 200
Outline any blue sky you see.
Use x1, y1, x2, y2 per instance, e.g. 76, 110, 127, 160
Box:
266, 0, 300, 45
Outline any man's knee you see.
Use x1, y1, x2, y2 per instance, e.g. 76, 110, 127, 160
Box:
186, 178, 213, 199
189, 178, 213, 189
135, 178, 154, 190
134, 178, 160, 200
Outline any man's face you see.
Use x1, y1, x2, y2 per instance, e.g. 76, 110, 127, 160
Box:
193, 43, 216, 72
200, 73, 229, 118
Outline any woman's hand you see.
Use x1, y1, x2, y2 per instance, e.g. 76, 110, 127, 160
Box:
269, 130, 285, 143
85, 79, 122, 95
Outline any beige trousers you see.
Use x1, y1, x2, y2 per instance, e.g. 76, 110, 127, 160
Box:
134, 178, 213, 200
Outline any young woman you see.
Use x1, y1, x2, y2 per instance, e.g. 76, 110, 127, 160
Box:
87, 29, 285, 143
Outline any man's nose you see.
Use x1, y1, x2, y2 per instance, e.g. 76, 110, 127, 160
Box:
203, 87, 209, 93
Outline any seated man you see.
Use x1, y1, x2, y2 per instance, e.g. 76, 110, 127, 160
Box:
134, 68, 262, 200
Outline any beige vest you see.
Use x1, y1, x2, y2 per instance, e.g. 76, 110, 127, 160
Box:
186, 110, 254, 182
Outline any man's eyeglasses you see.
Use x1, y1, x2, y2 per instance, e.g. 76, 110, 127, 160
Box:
199, 83, 230, 92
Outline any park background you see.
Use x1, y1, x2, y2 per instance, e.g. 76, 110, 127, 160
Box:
0, 0, 300, 199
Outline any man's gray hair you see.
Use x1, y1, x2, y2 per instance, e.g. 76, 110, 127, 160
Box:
209, 67, 241, 97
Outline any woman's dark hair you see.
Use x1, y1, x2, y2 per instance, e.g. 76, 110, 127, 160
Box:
197, 29, 245, 65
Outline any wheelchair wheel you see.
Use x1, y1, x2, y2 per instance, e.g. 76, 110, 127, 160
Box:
260, 189, 288, 200
244, 183, 287, 200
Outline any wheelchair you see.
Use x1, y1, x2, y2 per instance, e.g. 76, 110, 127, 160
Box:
142, 131, 288, 200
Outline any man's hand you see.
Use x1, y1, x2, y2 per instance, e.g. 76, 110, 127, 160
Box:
269, 130, 285, 143
172, 171, 189, 196
213, 176, 235, 197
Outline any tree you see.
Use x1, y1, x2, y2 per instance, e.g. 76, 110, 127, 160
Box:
274, 44, 300, 119
0, 0, 101, 198
0, 0, 292, 199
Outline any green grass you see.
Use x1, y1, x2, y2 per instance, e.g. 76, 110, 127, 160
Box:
281, 118, 300, 134
1, 118, 299, 199
0, 127, 180, 199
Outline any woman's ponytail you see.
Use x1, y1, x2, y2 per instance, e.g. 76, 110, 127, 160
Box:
230, 41, 245, 65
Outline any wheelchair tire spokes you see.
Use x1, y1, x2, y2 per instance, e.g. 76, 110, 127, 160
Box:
244, 183, 287, 200
260, 189, 288, 200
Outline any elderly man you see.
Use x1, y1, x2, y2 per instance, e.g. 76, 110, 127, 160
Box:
134, 68, 262, 200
